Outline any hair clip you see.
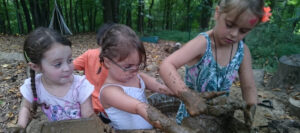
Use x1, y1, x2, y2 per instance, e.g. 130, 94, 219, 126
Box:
261, 6, 272, 23
33, 97, 38, 101
24, 51, 31, 62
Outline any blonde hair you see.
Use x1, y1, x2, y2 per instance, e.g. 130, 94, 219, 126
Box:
218, 0, 265, 22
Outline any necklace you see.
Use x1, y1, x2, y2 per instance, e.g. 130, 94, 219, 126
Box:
212, 31, 233, 91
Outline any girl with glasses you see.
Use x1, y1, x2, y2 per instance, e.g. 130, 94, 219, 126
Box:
98, 24, 195, 132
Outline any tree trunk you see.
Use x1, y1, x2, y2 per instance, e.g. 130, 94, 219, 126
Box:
0, 16, 4, 33
63, 0, 69, 26
102, 0, 113, 23
0, 2, 5, 33
199, 0, 213, 30
93, 4, 98, 31
29, 0, 38, 27
267, 54, 300, 89
74, 0, 79, 32
162, 0, 167, 29
87, 7, 92, 31
186, 0, 191, 32
69, 0, 74, 32
112, 0, 119, 23
14, 0, 24, 34
40, 0, 49, 26
125, 2, 132, 27
80, 0, 85, 32
3, 0, 11, 33
20, 0, 32, 32
165, 0, 173, 30
147, 0, 154, 30
137, 0, 144, 34
37, 0, 46, 26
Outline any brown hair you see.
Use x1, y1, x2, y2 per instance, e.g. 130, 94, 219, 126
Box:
99, 24, 146, 69
218, 0, 265, 22
96, 22, 115, 46
23, 27, 72, 116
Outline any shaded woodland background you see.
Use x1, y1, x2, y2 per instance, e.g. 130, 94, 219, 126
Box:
0, 0, 300, 72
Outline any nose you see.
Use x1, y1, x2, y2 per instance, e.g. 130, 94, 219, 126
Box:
62, 63, 72, 72
230, 28, 238, 37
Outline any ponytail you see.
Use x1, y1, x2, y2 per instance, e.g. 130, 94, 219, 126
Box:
29, 69, 38, 118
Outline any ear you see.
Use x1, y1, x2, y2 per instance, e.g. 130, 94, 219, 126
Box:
28, 62, 41, 72
103, 57, 111, 69
214, 6, 220, 20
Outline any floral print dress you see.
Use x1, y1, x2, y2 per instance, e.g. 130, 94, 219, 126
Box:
176, 32, 244, 124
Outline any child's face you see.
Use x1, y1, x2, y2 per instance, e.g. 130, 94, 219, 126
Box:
39, 43, 74, 85
214, 9, 258, 45
108, 50, 142, 82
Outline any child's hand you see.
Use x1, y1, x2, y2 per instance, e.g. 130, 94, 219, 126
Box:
179, 89, 226, 116
146, 105, 197, 133
7, 125, 25, 133
243, 104, 256, 129
89, 113, 115, 133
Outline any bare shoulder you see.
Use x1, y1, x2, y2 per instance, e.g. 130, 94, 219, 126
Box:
101, 85, 123, 95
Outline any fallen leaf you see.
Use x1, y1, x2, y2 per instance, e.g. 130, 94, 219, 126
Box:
280, 115, 293, 120
264, 113, 272, 119
10, 116, 18, 124
1, 64, 10, 68
3, 76, 11, 80
6, 112, 14, 118
7, 123, 17, 128
272, 88, 281, 91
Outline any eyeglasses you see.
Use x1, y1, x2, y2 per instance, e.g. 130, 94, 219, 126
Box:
106, 57, 145, 73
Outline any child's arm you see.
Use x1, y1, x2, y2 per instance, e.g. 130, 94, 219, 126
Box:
101, 86, 195, 132
80, 96, 94, 118
73, 50, 89, 71
139, 72, 174, 96
17, 98, 32, 128
238, 44, 257, 105
159, 36, 206, 96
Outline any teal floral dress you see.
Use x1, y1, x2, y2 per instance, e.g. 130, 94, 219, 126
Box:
176, 33, 244, 124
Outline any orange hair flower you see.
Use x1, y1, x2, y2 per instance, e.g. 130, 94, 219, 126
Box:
261, 6, 272, 23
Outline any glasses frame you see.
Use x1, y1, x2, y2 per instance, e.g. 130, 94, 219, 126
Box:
106, 57, 144, 72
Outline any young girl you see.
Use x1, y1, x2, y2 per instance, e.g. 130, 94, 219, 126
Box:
73, 23, 114, 117
98, 24, 194, 132
159, 0, 270, 125
17, 27, 94, 128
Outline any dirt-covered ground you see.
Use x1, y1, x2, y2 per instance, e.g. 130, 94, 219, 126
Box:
0, 33, 299, 132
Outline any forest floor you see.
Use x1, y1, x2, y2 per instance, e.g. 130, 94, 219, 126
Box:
0, 33, 299, 132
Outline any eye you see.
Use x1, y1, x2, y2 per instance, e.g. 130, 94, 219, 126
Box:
54, 62, 62, 68
226, 22, 233, 28
124, 65, 132, 69
239, 29, 249, 34
67, 58, 73, 64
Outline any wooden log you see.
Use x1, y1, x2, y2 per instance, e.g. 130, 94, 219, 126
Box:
267, 54, 300, 89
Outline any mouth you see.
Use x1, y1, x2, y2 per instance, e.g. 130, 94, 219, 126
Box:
225, 38, 234, 44
62, 75, 71, 78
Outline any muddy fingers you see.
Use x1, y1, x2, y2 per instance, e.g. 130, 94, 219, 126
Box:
146, 106, 196, 133
243, 104, 256, 130
200, 91, 227, 99
179, 89, 208, 116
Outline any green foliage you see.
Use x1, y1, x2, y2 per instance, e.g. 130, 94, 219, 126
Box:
246, 23, 300, 73
143, 30, 199, 43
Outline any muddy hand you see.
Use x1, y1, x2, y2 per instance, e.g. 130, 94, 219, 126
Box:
90, 113, 114, 133
207, 97, 246, 116
147, 105, 197, 133
180, 89, 226, 116
243, 104, 256, 129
